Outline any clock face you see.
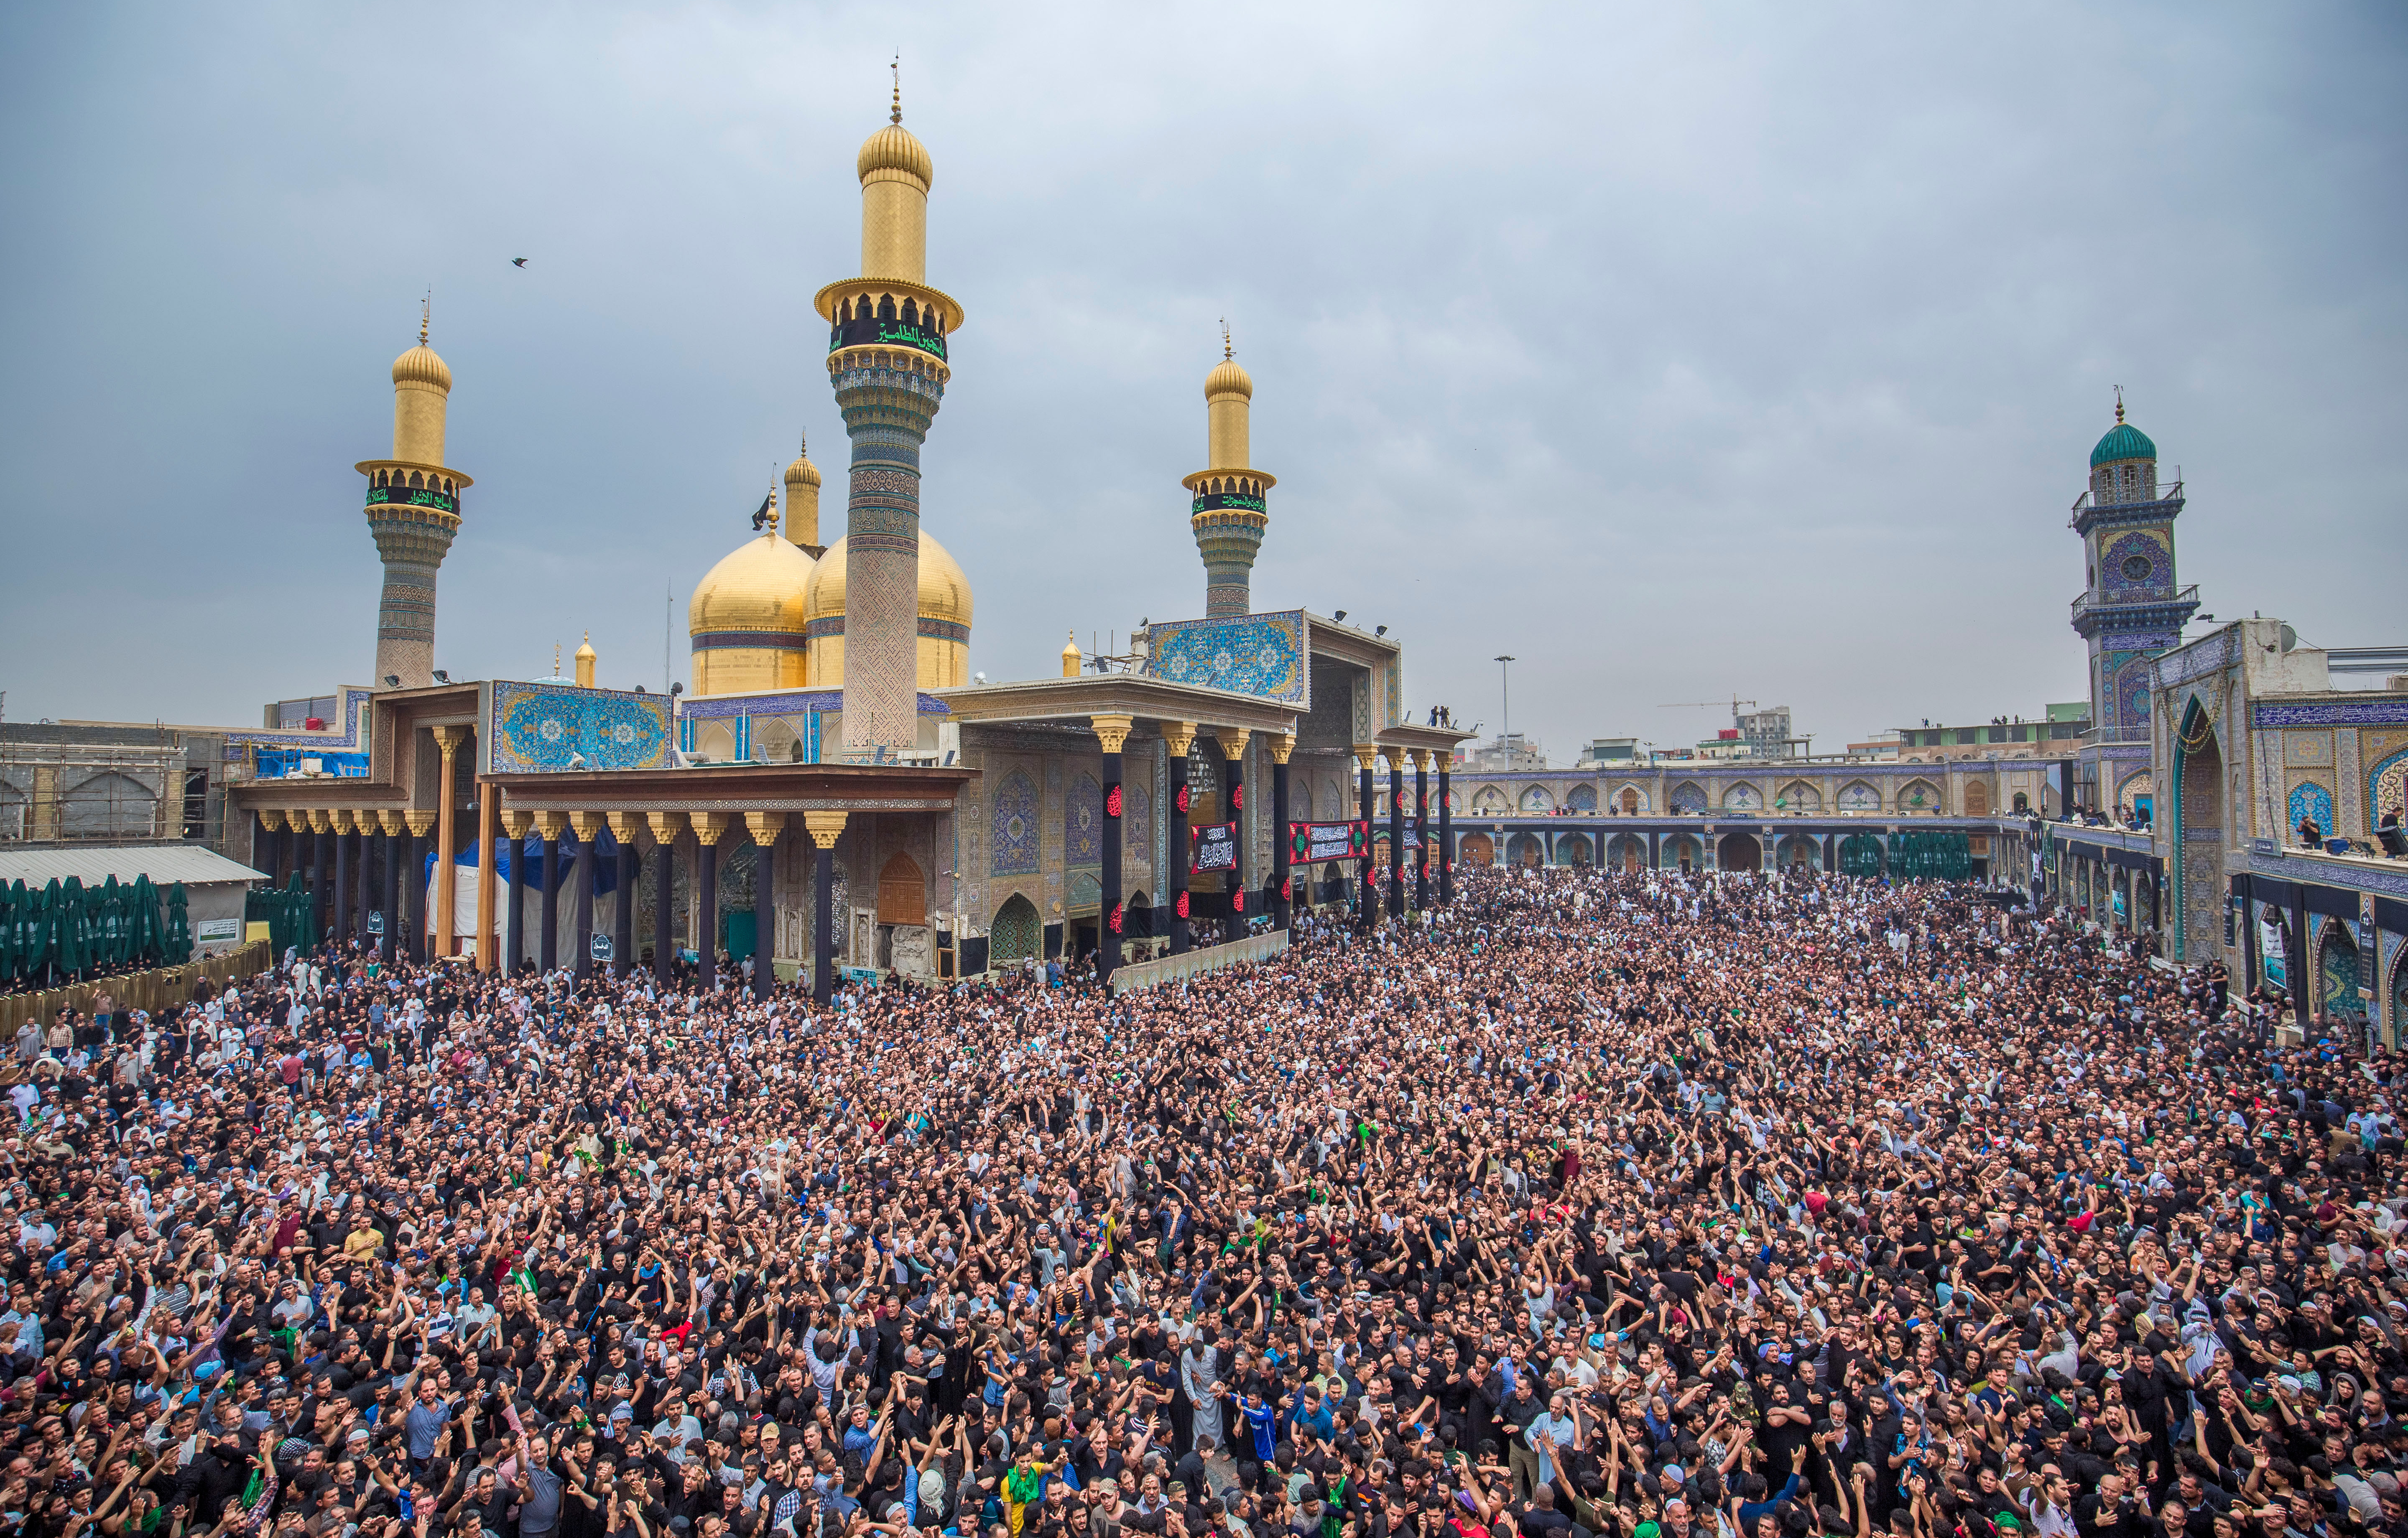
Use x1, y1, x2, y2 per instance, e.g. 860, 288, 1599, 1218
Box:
2121, 555, 2152, 582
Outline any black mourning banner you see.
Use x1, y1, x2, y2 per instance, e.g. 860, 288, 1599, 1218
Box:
1191, 822, 1239, 874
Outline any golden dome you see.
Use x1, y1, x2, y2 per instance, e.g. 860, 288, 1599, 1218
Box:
689, 532, 816, 638
802, 529, 973, 628
783, 450, 822, 491
857, 123, 933, 188
393, 342, 452, 392
1204, 356, 1253, 401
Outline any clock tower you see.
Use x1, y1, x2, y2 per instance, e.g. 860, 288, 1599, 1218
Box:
2070, 397, 2197, 816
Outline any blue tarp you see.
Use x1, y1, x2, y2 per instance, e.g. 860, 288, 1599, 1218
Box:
423, 830, 620, 895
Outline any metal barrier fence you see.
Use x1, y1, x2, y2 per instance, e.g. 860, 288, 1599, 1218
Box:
1108, 931, 1288, 995
0, 940, 273, 1034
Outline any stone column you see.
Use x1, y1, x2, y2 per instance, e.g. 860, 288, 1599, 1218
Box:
1439, 760, 1454, 905
431, 725, 469, 957
648, 813, 681, 982
1412, 750, 1431, 912
691, 812, 729, 989
746, 812, 786, 1001
1355, 747, 1378, 929
1217, 727, 1252, 937
570, 811, 601, 980
805, 810, 847, 1004
474, 781, 500, 971
404, 812, 434, 962
534, 811, 564, 973
1269, 733, 1295, 931
1092, 715, 1132, 979
609, 812, 642, 979
332, 812, 352, 946
1163, 723, 1196, 955
501, 810, 531, 974
1384, 747, 1407, 919
354, 815, 374, 947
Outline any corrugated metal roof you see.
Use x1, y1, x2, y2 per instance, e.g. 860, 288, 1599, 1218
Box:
0, 845, 266, 888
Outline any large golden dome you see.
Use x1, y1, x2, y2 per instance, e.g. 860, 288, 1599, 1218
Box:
858, 123, 933, 188
392, 342, 452, 392
802, 529, 972, 627
691, 532, 815, 636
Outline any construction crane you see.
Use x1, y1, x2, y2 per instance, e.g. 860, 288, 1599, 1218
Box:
1657, 695, 1757, 722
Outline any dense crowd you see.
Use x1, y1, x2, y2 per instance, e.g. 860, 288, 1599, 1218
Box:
2, 863, 2403, 1538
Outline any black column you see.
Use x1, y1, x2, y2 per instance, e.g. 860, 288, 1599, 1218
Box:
505, 826, 525, 975
538, 833, 559, 974
812, 841, 836, 1004
355, 828, 372, 947
1358, 756, 1377, 930
1387, 754, 1406, 918
1168, 734, 1191, 955
617, 840, 638, 981
2288, 895, 2309, 1028
1222, 735, 1246, 937
311, 827, 329, 948
653, 834, 675, 982
1413, 756, 1430, 911
404, 830, 425, 962
752, 824, 777, 1001
382, 829, 400, 965
699, 839, 719, 989
574, 827, 597, 980
332, 828, 350, 947
1439, 764, 1454, 906
1099, 731, 1125, 979
1271, 749, 1291, 932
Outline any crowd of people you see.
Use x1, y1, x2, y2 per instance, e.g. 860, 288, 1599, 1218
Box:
1, 863, 2402, 1538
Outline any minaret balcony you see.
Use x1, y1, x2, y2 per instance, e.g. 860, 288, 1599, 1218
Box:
2070, 583, 2198, 637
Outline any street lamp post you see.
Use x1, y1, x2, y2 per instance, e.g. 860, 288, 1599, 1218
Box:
1495, 655, 1515, 749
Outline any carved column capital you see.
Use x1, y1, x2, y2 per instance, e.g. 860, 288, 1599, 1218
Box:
745, 811, 788, 845
1269, 733, 1297, 766
1090, 714, 1134, 756
1161, 721, 1198, 758
432, 723, 471, 758
803, 809, 848, 850
606, 811, 642, 845
645, 811, 684, 848
1352, 744, 1379, 774
501, 809, 534, 840
1382, 746, 1408, 772
568, 810, 602, 842
689, 811, 731, 846
1214, 726, 1252, 759
256, 809, 286, 833
1409, 748, 1432, 770
404, 811, 436, 838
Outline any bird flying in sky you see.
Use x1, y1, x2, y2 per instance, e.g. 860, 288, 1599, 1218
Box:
511, 257, 528, 267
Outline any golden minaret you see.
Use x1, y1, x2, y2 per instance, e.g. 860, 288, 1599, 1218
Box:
357, 296, 472, 688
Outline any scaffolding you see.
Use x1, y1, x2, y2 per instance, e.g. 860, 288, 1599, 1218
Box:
0, 741, 184, 843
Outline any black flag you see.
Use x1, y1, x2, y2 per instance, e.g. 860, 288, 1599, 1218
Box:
750, 493, 773, 531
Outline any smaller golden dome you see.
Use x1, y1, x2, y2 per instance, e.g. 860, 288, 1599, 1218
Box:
573, 636, 597, 662
1204, 356, 1253, 401
690, 532, 815, 638
783, 450, 821, 491
393, 342, 452, 392
1061, 631, 1083, 677
857, 123, 934, 188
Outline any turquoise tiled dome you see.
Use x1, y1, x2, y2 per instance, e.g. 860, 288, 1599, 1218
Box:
2091, 420, 2156, 466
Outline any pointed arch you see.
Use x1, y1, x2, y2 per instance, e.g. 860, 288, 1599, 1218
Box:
990, 894, 1041, 962
1776, 780, 1820, 813
1722, 782, 1762, 812
1668, 781, 1707, 815
1518, 784, 1554, 812
1837, 780, 1881, 813
875, 853, 926, 927
1565, 784, 1597, 812
1963, 780, 1991, 817
1898, 778, 1941, 814
1616, 785, 1648, 815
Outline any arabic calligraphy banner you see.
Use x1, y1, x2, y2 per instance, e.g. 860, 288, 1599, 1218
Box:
830, 313, 948, 361
366, 483, 458, 515
1191, 822, 1239, 874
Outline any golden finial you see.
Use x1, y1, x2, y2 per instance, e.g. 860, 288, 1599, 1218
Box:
891, 55, 902, 124
768, 466, 780, 537
420, 289, 431, 346
2115, 385, 2125, 424
553, 641, 561, 677
1221, 317, 1232, 361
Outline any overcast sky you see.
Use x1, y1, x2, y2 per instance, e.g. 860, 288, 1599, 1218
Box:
3, 3, 2401, 758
